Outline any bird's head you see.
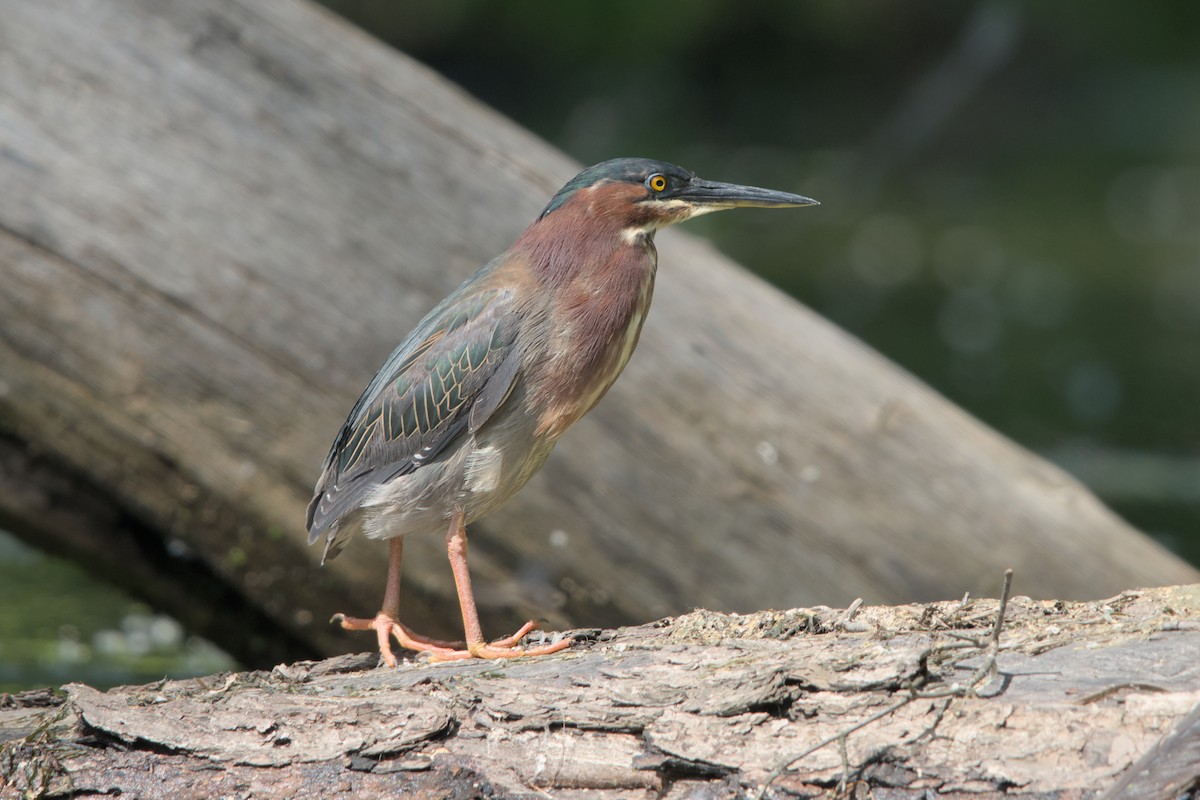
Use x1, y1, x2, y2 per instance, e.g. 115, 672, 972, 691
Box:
539, 157, 817, 240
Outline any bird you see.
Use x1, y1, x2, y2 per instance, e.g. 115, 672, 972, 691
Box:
307, 157, 817, 665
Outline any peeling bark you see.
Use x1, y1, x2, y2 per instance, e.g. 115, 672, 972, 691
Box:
4, 585, 1199, 799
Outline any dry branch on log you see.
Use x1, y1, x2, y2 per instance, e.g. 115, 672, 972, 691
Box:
3, 584, 1199, 799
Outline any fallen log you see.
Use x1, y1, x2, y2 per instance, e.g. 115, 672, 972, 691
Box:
0, 0, 1194, 666
2, 584, 1198, 799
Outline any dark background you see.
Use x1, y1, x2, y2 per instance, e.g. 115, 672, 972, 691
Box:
3, 0, 1197, 690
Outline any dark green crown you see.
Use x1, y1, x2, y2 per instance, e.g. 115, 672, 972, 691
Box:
540, 158, 694, 218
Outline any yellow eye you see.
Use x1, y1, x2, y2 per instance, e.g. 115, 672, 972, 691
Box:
647, 174, 668, 192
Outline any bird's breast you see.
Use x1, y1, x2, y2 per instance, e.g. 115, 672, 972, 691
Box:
529, 249, 656, 440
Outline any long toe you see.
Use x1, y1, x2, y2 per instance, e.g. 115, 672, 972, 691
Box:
394, 621, 465, 650
486, 620, 539, 649
471, 637, 576, 660
332, 611, 466, 666
427, 632, 576, 662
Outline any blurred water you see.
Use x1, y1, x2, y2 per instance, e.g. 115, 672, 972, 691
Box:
0, 529, 237, 692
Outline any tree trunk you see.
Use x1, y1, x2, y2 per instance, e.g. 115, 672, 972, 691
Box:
3, 585, 1199, 799
0, 0, 1195, 664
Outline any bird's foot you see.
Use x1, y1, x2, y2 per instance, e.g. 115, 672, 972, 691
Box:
426, 621, 576, 662
331, 611, 464, 667
485, 619, 539, 648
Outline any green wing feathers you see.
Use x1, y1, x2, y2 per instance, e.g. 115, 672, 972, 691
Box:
306, 287, 521, 537
335, 319, 513, 474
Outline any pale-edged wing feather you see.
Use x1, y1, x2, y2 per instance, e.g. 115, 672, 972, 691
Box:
306, 275, 522, 543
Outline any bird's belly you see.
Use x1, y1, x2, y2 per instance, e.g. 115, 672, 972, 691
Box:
459, 429, 556, 520
359, 408, 554, 540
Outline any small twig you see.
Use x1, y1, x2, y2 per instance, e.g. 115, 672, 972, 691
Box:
948, 568, 1014, 690
991, 569, 1014, 645
755, 569, 1016, 799
836, 733, 851, 795
203, 674, 239, 697
836, 597, 867, 632
841, 597, 864, 622
1077, 683, 1169, 706
756, 694, 915, 798
909, 697, 954, 745
937, 639, 989, 650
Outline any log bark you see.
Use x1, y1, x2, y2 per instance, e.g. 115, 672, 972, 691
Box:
0, 0, 1195, 662
3, 585, 1199, 799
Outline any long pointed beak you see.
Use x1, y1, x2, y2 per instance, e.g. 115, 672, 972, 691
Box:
674, 178, 819, 209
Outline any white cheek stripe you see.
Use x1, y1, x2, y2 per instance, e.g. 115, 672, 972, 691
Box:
619, 200, 723, 244
620, 225, 654, 244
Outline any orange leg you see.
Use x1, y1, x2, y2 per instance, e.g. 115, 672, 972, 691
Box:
331, 536, 464, 666
429, 511, 575, 662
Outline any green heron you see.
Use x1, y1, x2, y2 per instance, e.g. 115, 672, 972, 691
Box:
307, 157, 816, 664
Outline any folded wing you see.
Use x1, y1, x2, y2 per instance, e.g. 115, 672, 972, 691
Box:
306, 285, 522, 544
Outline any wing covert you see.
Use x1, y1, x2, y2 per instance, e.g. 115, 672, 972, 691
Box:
306, 286, 522, 537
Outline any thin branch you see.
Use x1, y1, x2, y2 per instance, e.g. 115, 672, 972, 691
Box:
755, 569, 1016, 799
756, 695, 916, 798
991, 568, 1014, 644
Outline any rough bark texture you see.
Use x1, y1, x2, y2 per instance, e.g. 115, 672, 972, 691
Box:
0, 0, 1196, 662
3, 585, 1200, 799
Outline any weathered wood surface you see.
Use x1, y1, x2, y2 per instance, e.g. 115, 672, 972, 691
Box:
0, 0, 1196, 663
3, 585, 1199, 799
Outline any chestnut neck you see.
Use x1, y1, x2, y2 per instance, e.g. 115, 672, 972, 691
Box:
511, 183, 658, 289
